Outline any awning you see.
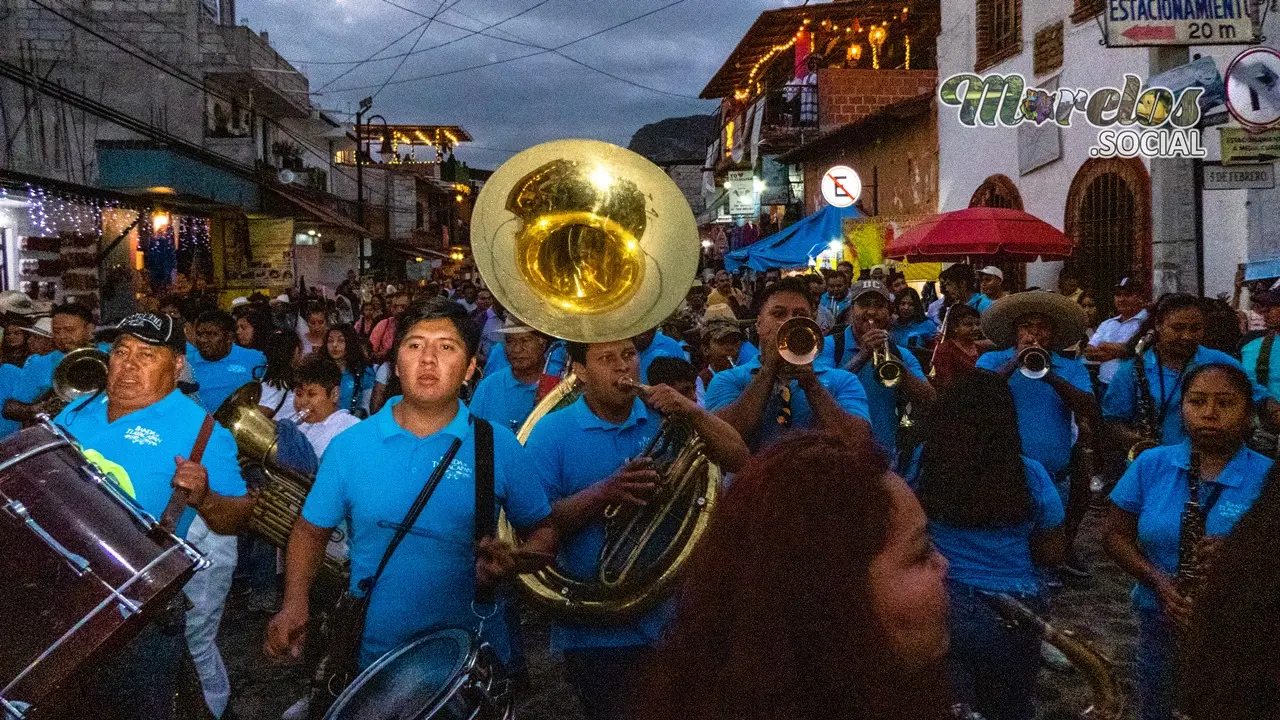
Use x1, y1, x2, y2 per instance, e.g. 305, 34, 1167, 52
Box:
725, 203, 863, 271
388, 244, 450, 260
267, 185, 367, 235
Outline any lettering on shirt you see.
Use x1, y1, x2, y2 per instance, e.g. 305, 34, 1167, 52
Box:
123, 425, 162, 446
226, 364, 248, 374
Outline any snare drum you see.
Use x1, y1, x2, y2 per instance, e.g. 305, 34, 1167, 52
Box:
323, 628, 513, 720
0, 421, 207, 719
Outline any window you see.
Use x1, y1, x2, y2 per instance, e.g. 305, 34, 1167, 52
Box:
1033, 22, 1064, 76
975, 0, 1022, 72
1065, 158, 1152, 310
969, 174, 1023, 210
1071, 0, 1105, 24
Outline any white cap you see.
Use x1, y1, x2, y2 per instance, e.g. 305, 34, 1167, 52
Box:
230, 297, 249, 308
870, 264, 887, 275
979, 266, 1004, 280
272, 294, 290, 304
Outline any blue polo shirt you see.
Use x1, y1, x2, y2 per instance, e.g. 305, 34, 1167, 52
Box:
1110, 442, 1271, 613
468, 367, 538, 433
54, 389, 246, 539
967, 294, 993, 313
1240, 335, 1280, 400
186, 344, 266, 414
912, 457, 1063, 595
1102, 346, 1267, 447
819, 292, 852, 322
302, 399, 551, 668
638, 330, 689, 384
338, 366, 377, 415
14, 350, 63, 402
976, 349, 1094, 477
737, 341, 759, 366
523, 395, 671, 652
486, 341, 567, 377
0, 363, 23, 438
890, 318, 939, 350
704, 356, 870, 452
816, 326, 926, 458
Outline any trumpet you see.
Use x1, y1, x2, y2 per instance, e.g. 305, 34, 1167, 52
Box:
777, 316, 823, 365
872, 344, 904, 387
1017, 345, 1051, 380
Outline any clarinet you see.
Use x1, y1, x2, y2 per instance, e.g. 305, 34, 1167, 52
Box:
1175, 450, 1208, 606
1127, 330, 1160, 463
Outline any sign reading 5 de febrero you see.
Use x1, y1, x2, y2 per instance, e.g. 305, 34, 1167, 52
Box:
938, 73, 1207, 160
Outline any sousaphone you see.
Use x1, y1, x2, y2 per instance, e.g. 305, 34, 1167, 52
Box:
475, 139, 715, 622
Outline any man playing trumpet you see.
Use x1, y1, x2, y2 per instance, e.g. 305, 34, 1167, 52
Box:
523, 336, 748, 720
705, 277, 871, 452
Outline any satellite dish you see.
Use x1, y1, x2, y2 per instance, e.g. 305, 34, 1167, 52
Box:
277, 169, 296, 184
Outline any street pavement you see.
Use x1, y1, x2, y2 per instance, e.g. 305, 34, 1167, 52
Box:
219, 502, 1139, 720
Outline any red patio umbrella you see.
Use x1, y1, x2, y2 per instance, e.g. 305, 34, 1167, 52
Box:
883, 207, 1074, 262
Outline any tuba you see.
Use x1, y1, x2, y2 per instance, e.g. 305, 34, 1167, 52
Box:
214, 383, 347, 579
477, 139, 716, 622
51, 347, 109, 406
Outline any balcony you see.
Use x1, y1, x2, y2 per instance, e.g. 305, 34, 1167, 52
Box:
201, 25, 311, 119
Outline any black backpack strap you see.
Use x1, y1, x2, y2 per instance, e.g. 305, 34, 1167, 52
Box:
833, 324, 847, 367
473, 418, 496, 606
1259, 333, 1275, 388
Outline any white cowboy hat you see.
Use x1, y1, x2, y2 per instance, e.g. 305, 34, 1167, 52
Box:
981, 290, 1088, 351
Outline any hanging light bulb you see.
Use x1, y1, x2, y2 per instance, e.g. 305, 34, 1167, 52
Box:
868, 25, 888, 69
901, 5, 909, 22
152, 210, 170, 233
847, 43, 863, 64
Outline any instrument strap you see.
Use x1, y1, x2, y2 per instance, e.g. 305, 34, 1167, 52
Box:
358, 434, 464, 598
832, 324, 847, 368
1153, 348, 1187, 430
1259, 333, 1275, 388
159, 413, 216, 533
473, 418, 496, 607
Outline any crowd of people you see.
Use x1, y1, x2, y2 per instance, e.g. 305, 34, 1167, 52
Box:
2, 258, 1279, 720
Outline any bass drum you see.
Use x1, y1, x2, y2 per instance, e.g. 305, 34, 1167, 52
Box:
323, 629, 512, 720
0, 421, 206, 719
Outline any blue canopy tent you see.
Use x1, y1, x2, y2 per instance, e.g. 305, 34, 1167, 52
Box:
723, 204, 865, 272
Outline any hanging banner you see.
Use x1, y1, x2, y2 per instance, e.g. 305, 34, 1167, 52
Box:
843, 216, 941, 281
727, 170, 757, 216
227, 217, 294, 287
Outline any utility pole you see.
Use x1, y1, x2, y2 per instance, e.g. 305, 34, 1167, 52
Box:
355, 95, 371, 276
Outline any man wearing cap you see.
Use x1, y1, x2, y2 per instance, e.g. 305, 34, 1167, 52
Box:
1084, 278, 1149, 392
1241, 288, 1280, 400
54, 312, 250, 720
979, 266, 1008, 302
819, 281, 936, 464
697, 319, 748, 406
187, 309, 267, 414
468, 317, 553, 431
976, 292, 1098, 503
706, 277, 871, 453
939, 264, 994, 316
3, 303, 101, 425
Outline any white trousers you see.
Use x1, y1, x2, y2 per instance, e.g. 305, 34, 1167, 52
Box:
183, 516, 238, 718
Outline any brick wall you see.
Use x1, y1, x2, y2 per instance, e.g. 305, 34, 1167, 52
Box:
817, 69, 939, 133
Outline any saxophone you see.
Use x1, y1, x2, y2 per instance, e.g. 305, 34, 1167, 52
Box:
1127, 330, 1161, 463
983, 593, 1123, 720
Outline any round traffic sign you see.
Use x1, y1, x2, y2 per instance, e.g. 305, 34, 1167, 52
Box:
820, 166, 862, 208
1225, 46, 1280, 132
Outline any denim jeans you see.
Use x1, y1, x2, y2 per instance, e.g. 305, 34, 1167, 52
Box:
1134, 609, 1173, 720
185, 516, 238, 718
562, 645, 655, 720
946, 581, 1046, 720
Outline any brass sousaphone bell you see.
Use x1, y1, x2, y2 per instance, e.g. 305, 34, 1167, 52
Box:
476, 139, 715, 622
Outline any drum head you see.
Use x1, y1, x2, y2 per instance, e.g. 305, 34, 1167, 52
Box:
325, 629, 472, 720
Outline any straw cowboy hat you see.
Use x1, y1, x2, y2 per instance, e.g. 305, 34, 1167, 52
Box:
980, 290, 1088, 351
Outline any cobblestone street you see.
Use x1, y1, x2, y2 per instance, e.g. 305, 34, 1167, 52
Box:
220, 502, 1139, 720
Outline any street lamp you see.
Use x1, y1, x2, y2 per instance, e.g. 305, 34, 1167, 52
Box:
354, 96, 394, 277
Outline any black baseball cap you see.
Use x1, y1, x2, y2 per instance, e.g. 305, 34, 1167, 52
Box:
1113, 277, 1146, 296
96, 312, 186, 352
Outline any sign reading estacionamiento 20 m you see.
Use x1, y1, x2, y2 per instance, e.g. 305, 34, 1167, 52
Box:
1105, 0, 1255, 47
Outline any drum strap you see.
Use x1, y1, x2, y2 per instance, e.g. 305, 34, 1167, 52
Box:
473, 418, 496, 607
159, 413, 216, 533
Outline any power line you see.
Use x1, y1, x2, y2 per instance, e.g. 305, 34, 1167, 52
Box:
320, 0, 694, 95
314, 19, 435, 92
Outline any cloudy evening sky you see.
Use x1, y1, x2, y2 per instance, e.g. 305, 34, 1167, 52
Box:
240, 0, 787, 168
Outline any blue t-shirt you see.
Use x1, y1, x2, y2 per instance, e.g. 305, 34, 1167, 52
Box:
186, 344, 267, 414
1110, 442, 1271, 613
486, 340, 567, 378
523, 395, 671, 652
14, 350, 63, 402
302, 399, 551, 668
704, 356, 870, 452
816, 326, 926, 459
638, 331, 688, 384
737, 341, 760, 366
0, 364, 23, 438
890, 318, 939, 350
819, 292, 852, 322
54, 388, 246, 538
976, 349, 1095, 476
967, 294, 994, 313
1240, 335, 1280, 401
1102, 346, 1268, 447
914, 457, 1064, 595
468, 367, 539, 433
338, 366, 377, 415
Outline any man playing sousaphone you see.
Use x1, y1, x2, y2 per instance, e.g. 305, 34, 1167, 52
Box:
53, 312, 251, 720
705, 277, 871, 452
3, 302, 101, 423
522, 335, 748, 720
